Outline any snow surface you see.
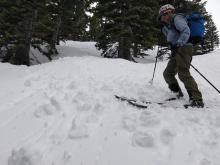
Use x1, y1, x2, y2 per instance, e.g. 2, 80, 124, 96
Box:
0, 42, 220, 165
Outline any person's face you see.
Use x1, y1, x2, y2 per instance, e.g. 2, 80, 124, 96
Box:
160, 12, 171, 24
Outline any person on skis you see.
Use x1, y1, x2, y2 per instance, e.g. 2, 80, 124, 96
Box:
157, 4, 204, 108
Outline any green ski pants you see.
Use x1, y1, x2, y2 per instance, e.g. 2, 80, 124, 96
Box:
163, 45, 202, 100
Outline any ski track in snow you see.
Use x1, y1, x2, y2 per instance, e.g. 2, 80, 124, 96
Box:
0, 44, 220, 165
0, 61, 111, 165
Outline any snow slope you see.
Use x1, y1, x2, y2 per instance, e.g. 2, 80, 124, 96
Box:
0, 42, 220, 165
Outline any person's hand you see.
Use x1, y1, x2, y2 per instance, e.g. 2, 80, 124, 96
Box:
170, 44, 181, 57
175, 42, 184, 48
175, 43, 181, 48
170, 44, 179, 51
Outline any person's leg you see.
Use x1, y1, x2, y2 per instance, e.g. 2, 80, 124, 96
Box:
163, 57, 183, 96
175, 45, 203, 107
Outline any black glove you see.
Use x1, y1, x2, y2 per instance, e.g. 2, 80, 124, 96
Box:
170, 44, 181, 57
171, 43, 181, 50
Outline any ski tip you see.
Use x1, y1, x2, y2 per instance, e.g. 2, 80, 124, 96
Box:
114, 95, 148, 109
128, 100, 148, 109
114, 95, 120, 99
165, 97, 177, 101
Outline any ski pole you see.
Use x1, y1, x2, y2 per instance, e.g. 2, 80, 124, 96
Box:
178, 50, 220, 94
190, 63, 220, 94
149, 45, 160, 84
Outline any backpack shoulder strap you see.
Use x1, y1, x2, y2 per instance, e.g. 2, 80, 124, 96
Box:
171, 13, 186, 33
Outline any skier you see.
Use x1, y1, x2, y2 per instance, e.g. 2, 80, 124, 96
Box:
157, 4, 204, 108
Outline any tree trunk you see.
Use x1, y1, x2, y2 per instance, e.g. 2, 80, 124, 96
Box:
50, 15, 62, 55
133, 43, 139, 58
10, 10, 37, 66
11, 45, 29, 66
118, 37, 131, 60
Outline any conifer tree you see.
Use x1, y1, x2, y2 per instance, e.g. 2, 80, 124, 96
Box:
204, 15, 219, 51
0, 0, 41, 65
34, 0, 89, 58
94, 0, 159, 60
59, 0, 89, 41
0, 0, 89, 65
129, 0, 159, 57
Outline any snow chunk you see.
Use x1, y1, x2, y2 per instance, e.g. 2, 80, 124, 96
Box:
200, 158, 211, 165
122, 115, 137, 132
139, 111, 161, 127
24, 80, 32, 87
34, 97, 62, 118
68, 120, 89, 139
34, 103, 56, 118
49, 97, 61, 111
159, 128, 176, 145
76, 103, 92, 112
67, 81, 77, 90
8, 148, 42, 165
132, 131, 155, 148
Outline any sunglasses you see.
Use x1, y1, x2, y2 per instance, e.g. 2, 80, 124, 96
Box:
162, 12, 169, 17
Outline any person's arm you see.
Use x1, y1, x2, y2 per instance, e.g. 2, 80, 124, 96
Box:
174, 15, 190, 46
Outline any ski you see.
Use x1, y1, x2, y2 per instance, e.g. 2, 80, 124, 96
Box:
115, 95, 149, 109
183, 104, 206, 109
115, 95, 207, 109
115, 95, 178, 109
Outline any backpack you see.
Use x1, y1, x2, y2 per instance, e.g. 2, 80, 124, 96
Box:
173, 12, 205, 45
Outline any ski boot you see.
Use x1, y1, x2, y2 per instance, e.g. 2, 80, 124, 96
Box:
189, 99, 204, 108
169, 83, 184, 99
